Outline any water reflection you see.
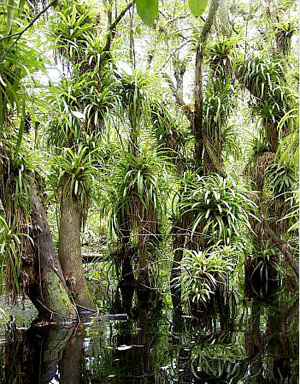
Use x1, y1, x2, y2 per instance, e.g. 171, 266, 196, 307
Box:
0, 294, 298, 384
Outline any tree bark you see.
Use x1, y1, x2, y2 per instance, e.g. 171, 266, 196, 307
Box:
28, 179, 78, 323
58, 195, 96, 312
194, 0, 219, 162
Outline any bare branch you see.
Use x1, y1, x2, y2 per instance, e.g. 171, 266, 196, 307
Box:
103, 1, 135, 52
159, 39, 192, 72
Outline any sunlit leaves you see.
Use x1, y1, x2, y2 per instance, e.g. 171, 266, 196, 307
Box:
100, 148, 169, 239
136, 0, 158, 26
136, 0, 209, 24
188, 0, 208, 17
181, 173, 256, 246
49, 144, 98, 210
174, 246, 234, 304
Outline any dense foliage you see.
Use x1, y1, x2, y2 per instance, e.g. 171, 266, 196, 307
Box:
0, 0, 298, 320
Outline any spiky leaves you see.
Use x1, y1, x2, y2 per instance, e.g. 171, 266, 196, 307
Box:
175, 246, 234, 305
274, 19, 297, 55
118, 68, 154, 150
236, 55, 296, 154
47, 62, 118, 147
0, 215, 27, 299
49, 145, 97, 220
103, 148, 169, 242
181, 173, 255, 247
0, 133, 38, 300
48, 0, 98, 65
207, 37, 237, 78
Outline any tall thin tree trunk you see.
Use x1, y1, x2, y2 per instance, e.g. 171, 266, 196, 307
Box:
137, 236, 150, 305
194, 0, 221, 172
119, 223, 135, 312
170, 218, 185, 312
58, 195, 95, 311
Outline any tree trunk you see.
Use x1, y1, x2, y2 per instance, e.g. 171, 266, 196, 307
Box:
58, 195, 96, 312
170, 218, 185, 312
120, 250, 135, 312
28, 179, 78, 323
137, 238, 150, 305
194, 0, 220, 170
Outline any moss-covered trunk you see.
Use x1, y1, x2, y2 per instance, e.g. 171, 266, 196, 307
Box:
28, 179, 77, 323
58, 195, 95, 311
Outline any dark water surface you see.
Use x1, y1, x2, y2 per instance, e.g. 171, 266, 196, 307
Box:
0, 292, 298, 384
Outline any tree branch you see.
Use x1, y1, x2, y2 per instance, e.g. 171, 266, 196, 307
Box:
193, 0, 220, 167
103, 1, 135, 52
0, 0, 58, 62
163, 72, 193, 123
262, 217, 299, 277
159, 39, 192, 72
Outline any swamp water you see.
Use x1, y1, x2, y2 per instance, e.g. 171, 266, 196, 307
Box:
0, 289, 298, 384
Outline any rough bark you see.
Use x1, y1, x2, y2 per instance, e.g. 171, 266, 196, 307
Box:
194, 0, 222, 173
58, 195, 96, 311
218, 0, 230, 36
28, 179, 78, 323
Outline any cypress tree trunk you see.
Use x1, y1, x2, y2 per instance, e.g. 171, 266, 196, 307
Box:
58, 195, 96, 311
28, 179, 78, 323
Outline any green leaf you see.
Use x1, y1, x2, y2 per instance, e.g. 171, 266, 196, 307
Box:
71, 110, 85, 120
188, 0, 208, 17
136, 0, 158, 26
7, 0, 15, 34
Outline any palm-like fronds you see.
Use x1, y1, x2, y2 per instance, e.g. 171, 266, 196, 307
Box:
236, 56, 285, 100
236, 55, 296, 155
0, 135, 36, 218
0, 135, 37, 300
48, 0, 98, 64
250, 241, 283, 285
102, 148, 169, 240
207, 37, 238, 77
174, 247, 234, 304
0, 32, 42, 129
181, 173, 256, 246
150, 100, 184, 160
0, 215, 32, 299
49, 144, 97, 212
118, 68, 155, 130
204, 78, 236, 139
277, 108, 299, 167
266, 161, 297, 198
47, 71, 117, 146
274, 19, 297, 55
